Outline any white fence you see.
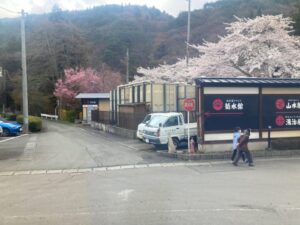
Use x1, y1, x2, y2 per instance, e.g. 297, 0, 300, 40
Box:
40, 113, 58, 120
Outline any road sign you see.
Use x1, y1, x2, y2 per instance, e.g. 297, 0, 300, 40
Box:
183, 98, 195, 111
183, 98, 195, 154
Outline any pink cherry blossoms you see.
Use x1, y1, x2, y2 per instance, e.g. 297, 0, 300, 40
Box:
54, 67, 122, 106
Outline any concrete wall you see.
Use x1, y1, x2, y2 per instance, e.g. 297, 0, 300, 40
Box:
91, 121, 136, 139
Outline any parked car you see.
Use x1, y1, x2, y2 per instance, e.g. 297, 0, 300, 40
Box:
0, 126, 2, 136
143, 112, 197, 148
0, 120, 23, 136
136, 113, 164, 140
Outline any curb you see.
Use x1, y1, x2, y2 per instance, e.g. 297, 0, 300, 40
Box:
157, 149, 300, 161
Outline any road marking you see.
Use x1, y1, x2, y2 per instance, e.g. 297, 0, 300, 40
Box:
77, 168, 93, 173
46, 170, 62, 174
14, 171, 30, 175
0, 171, 14, 176
118, 189, 135, 201
30, 170, 46, 175
1, 157, 300, 177
20, 136, 37, 161
3, 206, 300, 219
106, 166, 122, 171
0, 134, 28, 143
120, 165, 135, 169
62, 169, 78, 174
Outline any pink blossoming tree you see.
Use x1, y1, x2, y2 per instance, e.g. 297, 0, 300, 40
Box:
54, 67, 122, 106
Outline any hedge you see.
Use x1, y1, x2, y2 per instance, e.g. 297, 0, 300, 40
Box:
3, 112, 17, 121
17, 115, 42, 132
60, 109, 76, 123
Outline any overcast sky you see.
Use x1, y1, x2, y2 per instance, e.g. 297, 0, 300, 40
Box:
0, 0, 216, 18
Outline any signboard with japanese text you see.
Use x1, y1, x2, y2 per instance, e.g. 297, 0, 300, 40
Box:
204, 95, 259, 131
81, 98, 98, 105
263, 95, 300, 129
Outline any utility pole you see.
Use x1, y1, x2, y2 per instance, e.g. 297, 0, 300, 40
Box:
2, 70, 6, 114
186, 0, 191, 67
0, 67, 4, 113
21, 9, 29, 133
126, 48, 129, 83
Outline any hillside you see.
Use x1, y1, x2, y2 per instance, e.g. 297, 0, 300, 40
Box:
0, 0, 299, 113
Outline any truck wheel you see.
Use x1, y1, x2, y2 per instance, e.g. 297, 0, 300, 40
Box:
172, 138, 180, 149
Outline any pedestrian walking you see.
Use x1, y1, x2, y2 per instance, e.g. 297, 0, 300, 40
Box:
233, 129, 254, 167
231, 127, 245, 162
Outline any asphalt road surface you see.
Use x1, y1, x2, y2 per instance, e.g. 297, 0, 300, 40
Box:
0, 158, 300, 225
0, 121, 300, 225
0, 120, 174, 172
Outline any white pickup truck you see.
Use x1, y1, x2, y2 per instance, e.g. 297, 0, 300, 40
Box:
143, 112, 197, 148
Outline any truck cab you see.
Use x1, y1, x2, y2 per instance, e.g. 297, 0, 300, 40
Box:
143, 112, 197, 148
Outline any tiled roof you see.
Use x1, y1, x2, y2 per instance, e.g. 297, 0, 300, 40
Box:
195, 77, 300, 87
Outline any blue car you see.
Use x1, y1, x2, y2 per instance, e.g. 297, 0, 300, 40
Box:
0, 120, 23, 136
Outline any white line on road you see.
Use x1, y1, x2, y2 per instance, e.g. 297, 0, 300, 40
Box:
20, 136, 37, 161
118, 189, 135, 201
0, 157, 299, 177
2, 206, 300, 220
0, 134, 28, 143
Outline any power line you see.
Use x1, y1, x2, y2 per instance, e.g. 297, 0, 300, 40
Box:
0, 6, 19, 15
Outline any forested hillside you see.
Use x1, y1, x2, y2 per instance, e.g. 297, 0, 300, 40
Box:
0, 0, 299, 114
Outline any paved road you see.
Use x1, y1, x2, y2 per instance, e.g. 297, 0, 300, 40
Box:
0, 120, 174, 172
0, 157, 300, 225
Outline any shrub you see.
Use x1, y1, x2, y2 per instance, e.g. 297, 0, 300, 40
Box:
60, 109, 76, 123
4, 112, 17, 121
28, 116, 42, 132
16, 114, 23, 124
16, 115, 42, 132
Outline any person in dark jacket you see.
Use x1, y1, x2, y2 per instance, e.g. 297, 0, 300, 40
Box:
233, 129, 254, 167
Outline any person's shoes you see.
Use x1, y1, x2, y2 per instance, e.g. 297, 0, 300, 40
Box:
248, 163, 254, 167
232, 162, 238, 166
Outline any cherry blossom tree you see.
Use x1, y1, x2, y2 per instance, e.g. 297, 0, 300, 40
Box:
54, 67, 122, 106
134, 15, 300, 83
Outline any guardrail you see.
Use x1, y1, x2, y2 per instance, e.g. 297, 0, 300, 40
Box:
40, 113, 58, 120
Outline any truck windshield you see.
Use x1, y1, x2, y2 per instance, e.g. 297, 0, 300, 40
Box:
147, 116, 167, 128
142, 114, 151, 123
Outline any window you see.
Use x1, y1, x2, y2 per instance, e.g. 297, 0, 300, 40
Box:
142, 114, 151, 123
164, 116, 178, 127
148, 116, 168, 128
178, 116, 183, 125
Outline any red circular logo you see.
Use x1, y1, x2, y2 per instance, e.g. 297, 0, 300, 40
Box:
275, 115, 285, 127
213, 98, 223, 111
275, 99, 285, 110
183, 98, 195, 111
